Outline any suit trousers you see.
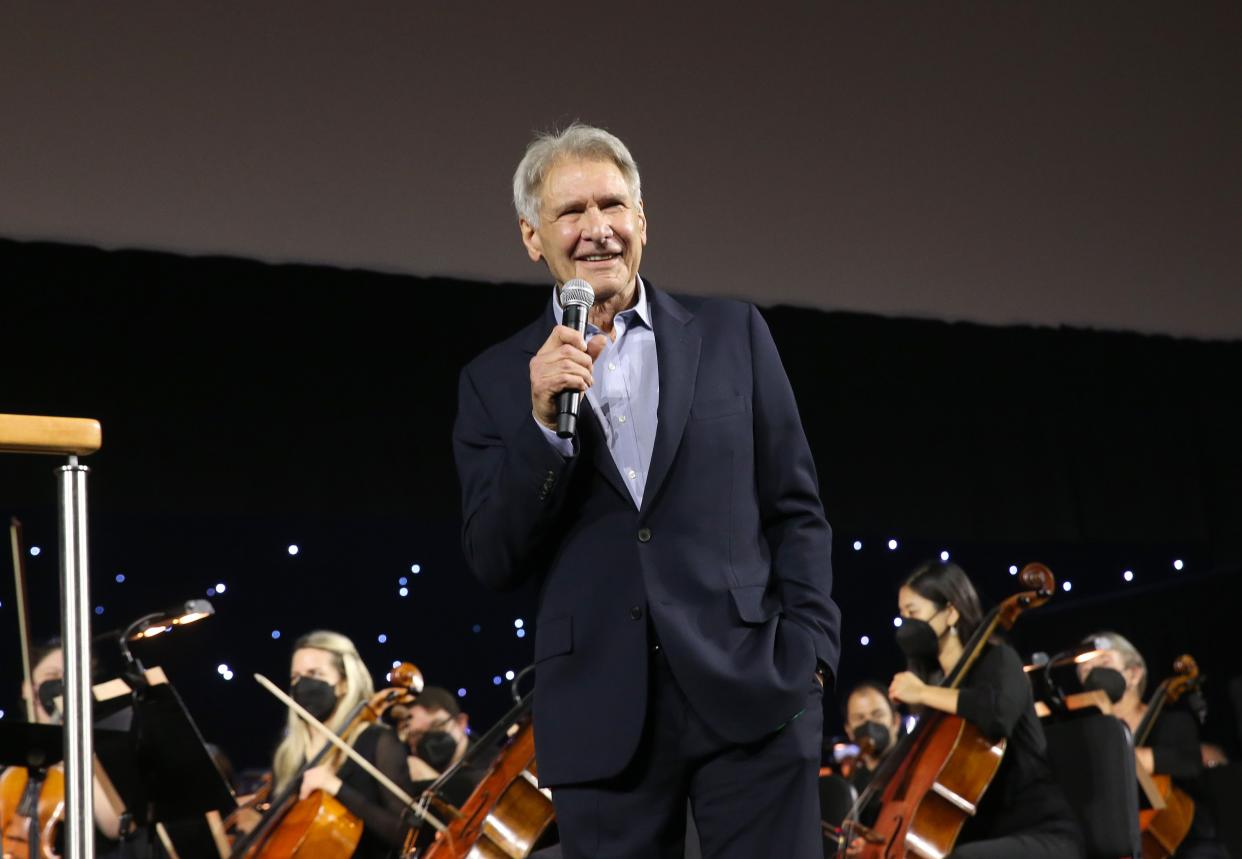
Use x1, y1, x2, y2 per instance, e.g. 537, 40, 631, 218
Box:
550, 647, 824, 859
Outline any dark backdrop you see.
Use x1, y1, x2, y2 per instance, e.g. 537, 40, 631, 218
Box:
2, 237, 1240, 769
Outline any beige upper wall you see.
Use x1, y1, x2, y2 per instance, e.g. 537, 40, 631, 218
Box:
3, 2, 1239, 339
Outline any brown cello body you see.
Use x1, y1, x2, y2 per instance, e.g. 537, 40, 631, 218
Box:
244, 791, 362, 859
0, 764, 64, 859
417, 716, 554, 859
859, 713, 1005, 859
1139, 776, 1195, 859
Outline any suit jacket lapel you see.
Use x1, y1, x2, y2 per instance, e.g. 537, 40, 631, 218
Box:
641, 285, 700, 515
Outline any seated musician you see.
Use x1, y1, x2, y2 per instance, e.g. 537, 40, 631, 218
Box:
401, 686, 488, 809
841, 680, 902, 794
273, 630, 417, 859
885, 561, 1084, 859
1076, 631, 1228, 859
8, 638, 130, 854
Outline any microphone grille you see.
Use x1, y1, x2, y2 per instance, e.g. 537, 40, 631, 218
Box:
560, 279, 595, 310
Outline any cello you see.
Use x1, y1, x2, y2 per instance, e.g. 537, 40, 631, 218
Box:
230, 662, 426, 859
405, 693, 555, 859
1134, 654, 1200, 859
839, 562, 1056, 859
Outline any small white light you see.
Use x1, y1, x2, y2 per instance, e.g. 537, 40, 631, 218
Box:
504, 670, 516, 681
0, 710, 5, 719
852, 540, 863, 551
860, 635, 870, 646
222, 671, 234, 681
392, 660, 401, 668
288, 544, 299, 555
940, 550, 950, 562
514, 619, 524, 629
271, 630, 281, 640
457, 687, 467, 697
215, 582, 227, 594
410, 564, 421, 574
29, 546, 41, 557
398, 587, 409, 597
516, 629, 526, 639
1123, 570, 1134, 582
887, 539, 898, 551
893, 617, 903, 627
1173, 559, 1184, 571
1008, 565, 1018, 576
1062, 581, 1073, 592
905, 715, 919, 733
377, 633, 388, 644
115, 573, 126, 583
217, 664, 229, 674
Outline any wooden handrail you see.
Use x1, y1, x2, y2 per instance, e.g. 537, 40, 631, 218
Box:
0, 413, 102, 455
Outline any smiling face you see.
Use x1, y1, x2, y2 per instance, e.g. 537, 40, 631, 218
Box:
520, 157, 646, 306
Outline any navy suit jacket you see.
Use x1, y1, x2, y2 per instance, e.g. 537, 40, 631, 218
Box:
452, 281, 840, 787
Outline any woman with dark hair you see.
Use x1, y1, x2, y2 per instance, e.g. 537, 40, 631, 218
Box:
884, 561, 1084, 859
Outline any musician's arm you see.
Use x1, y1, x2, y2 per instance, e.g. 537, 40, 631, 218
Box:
1144, 710, 1203, 780
952, 645, 1028, 741
916, 685, 960, 716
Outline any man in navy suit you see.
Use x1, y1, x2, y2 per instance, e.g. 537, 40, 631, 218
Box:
453, 124, 840, 858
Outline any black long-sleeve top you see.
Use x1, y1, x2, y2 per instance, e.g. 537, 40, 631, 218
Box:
953, 642, 1081, 842
332, 724, 418, 859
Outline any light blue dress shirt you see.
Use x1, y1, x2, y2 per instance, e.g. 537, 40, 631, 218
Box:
537, 277, 660, 508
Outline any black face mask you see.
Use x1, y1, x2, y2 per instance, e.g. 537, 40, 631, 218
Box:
1083, 667, 1127, 704
37, 678, 64, 722
895, 616, 941, 663
291, 677, 339, 722
416, 730, 458, 771
854, 720, 893, 756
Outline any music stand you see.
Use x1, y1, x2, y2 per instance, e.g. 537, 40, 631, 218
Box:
91, 670, 236, 859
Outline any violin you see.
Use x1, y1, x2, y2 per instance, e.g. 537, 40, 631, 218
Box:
1, 518, 67, 859
230, 662, 424, 859
839, 563, 1056, 859
1134, 654, 1200, 859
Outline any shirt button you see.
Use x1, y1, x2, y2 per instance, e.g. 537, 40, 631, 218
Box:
627, 468, 637, 480
637, 527, 652, 543
629, 606, 644, 621
618, 415, 627, 424
608, 362, 616, 371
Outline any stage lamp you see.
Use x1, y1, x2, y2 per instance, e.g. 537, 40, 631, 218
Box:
119, 599, 216, 667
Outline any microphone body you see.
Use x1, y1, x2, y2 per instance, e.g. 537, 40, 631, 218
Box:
556, 279, 596, 439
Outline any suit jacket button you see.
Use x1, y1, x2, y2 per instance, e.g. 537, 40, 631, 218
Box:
637, 527, 652, 543
629, 606, 644, 621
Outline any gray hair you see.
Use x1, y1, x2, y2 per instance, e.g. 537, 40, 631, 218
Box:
1083, 630, 1148, 698
512, 123, 642, 227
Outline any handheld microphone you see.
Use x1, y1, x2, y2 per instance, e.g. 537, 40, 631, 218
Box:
556, 279, 596, 439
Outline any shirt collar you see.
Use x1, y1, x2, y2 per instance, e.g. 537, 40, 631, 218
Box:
552, 277, 653, 333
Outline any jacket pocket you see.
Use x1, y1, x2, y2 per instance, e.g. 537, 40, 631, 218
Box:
730, 585, 779, 625
534, 614, 573, 662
